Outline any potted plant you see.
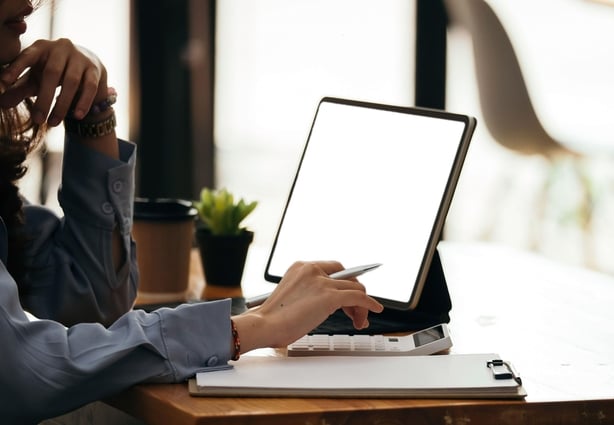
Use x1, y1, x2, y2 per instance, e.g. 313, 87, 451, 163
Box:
193, 188, 258, 300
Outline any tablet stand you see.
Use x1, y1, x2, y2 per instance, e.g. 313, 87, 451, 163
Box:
311, 249, 452, 334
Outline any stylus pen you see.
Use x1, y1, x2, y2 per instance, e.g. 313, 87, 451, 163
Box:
245, 263, 382, 309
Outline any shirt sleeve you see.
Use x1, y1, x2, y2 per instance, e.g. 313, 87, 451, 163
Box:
0, 259, 234, 423
18, 136, 138, 326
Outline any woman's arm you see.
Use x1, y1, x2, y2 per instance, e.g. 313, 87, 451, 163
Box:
0, 261, 234, 423
0, 39, 125, 271
1, 39, 136, 325
21, 138, 137, 326
0, 254, 383, 423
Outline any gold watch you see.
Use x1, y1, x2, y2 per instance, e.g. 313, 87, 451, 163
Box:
64, 111, 117, 138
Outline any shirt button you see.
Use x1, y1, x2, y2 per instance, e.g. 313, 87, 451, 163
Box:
206, 356, 219, 367
101, 202, 114, 215
112, 180, 124, 193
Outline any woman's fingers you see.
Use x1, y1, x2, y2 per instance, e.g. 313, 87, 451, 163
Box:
342, 306, 370, 329
0, 41, 60, 120
0, 71, 36, 108
0, 39, 105, 125
48, 60, 99, 125
331, 286, 383, 315
322, 272, 384, 329
246, 260, 385, 349
66, 66, 100, 120
0, 42, 39, 86
30, 53, 66, 124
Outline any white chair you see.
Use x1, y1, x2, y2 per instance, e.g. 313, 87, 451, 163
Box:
445, 0, 573, 158
444, 0, 596, 260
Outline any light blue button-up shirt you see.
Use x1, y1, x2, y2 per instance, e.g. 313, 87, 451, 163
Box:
0, 137, 233, 424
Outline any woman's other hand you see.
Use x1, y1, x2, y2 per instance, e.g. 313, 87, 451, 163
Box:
234, 261, 384, 353
0, 38, 107, 126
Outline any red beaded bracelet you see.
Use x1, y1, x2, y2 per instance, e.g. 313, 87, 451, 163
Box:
230, 319, 240, 361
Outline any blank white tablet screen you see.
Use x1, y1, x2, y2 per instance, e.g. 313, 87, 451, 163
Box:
266, 99, 468, 305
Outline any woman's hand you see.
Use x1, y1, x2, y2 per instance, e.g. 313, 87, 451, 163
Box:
0, 38, 107, 126
234, 261, 384, 353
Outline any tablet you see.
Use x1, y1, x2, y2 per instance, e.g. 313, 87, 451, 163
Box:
264, 97, 476, 310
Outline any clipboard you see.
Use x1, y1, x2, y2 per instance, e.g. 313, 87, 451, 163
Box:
189, 353, 526, 399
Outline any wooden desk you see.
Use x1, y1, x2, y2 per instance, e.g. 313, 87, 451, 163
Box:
107, 241, 614, 424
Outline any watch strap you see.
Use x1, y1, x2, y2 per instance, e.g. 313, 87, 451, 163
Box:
64, 111, 117, 138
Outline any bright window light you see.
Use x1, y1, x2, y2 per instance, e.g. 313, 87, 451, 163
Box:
215, 0, 416, 247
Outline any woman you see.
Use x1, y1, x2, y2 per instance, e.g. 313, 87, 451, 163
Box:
0, 1, 383, 423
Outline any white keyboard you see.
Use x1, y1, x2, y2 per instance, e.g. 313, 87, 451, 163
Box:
287, 324, 452, 357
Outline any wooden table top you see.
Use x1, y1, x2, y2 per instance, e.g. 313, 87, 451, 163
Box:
107, 241, 614, 424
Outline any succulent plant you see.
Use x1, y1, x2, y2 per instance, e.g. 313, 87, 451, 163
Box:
194, 188, 257, 236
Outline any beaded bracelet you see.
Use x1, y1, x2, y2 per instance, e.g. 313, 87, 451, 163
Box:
69, 87, 117, 119
64, 87, 118, 138
230, 319, 241, 361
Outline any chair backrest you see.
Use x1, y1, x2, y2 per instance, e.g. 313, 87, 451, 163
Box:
445, 0, 567, 157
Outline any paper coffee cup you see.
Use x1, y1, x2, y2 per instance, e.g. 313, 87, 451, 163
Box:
132, 198, 197, 304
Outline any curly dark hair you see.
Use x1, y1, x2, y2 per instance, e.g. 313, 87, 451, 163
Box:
0, 99, 45, 284
1, 0, 51, 283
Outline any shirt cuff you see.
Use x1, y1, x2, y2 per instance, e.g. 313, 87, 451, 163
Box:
59, 136, 136, 230
155, 299, 234, 381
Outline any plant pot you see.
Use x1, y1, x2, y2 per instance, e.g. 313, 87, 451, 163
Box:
195, 228, 254, 298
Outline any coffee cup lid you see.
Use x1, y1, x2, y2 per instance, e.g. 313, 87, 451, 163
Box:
134, 198, 197, 221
